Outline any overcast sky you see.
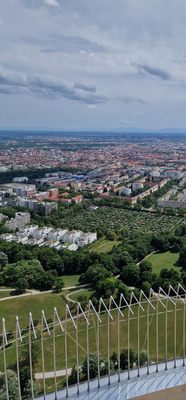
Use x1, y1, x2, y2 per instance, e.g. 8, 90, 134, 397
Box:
1, 0, 186, 130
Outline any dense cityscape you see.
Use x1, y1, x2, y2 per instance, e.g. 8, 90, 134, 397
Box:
0, 133, 186, 399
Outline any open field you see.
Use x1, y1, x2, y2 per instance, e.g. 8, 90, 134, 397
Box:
1, 294, 186, 378
89, 239, 121, 253
62, 275, 80, 287
0, 289, 12, 299
46, 206, 183, 234
146, 251, 180, 274
0, 291, 67, 332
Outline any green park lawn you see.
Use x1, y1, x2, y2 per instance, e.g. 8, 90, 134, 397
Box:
0, 290, 186, 395
146, 251, 180, 274
0, 289, 12, 299
1, 293, 185, 374
62, 275, 80, 287
0, 291, 67, 332
0, 251, 184, 392
89, 239, 121, 253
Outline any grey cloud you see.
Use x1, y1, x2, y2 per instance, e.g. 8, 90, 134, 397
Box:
138, 64, 171, 80
0, 86, 24, 95
0, 66, 107, 105
41, 35, 108, 54
118, 96, 147, 104
23, 0, 59, 8
73, 82, 96, 93
42, 0, 59, 6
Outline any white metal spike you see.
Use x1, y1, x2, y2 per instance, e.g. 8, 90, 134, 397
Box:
159, 287, 176, 305
66, 304, 77, 330
29, 312, 37, 339
169, 285, 184, 301
178, 283, 186, 294
88, 300, 102, 322
2, 318, 9, 400
150, 289, 166, 308
42, 310, 50, 336
77, 302, 89, 325
54, 307, 64, 333
109, 295, 124, 316
16, 316, 23, 342
141, 290, 155, 310
2, 318, 8, 346
99, 298, 113, 320
132, 292, 145, 311
119, 293, 134, 314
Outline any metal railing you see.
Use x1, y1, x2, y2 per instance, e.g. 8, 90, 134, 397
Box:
1, 284, 186, 399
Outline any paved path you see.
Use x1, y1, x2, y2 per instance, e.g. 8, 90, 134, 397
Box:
66, 288, 89, 304
35, 368, 72, 379
0, 284, 89, 302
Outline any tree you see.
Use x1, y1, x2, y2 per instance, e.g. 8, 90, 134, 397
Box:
138, 351, 147, 366
81, 352, 108, 379
36, 248, 64, 274
140, 271, 153, 285
151, 235, 170, 252
181, 270, 186, 286
175, 224, 186, 237
157, 268, 180, 292
0, 370, 19, 400
141, 281, 151, 296
79, 264, 112, 286
106, 230, 117, 241
77, 294, 88, 309
0, 274, 4, 286
3, 259, 55, 291
110, 352, 118, 369
115, 281, 129, 303
0, 251, 8, 271
95, 277, 118, 298
17, 341, 39, 398
82, 353, 101, 379
113, 251, 133, 270
140, 260, 152, 273
54, 277, 64, 293
118, 227, 129, 240
179, 246, 186, 270
120, 263, 140, 286
120, 349, 136, 370
68, 366, 78, 385
15, 278, 28, 294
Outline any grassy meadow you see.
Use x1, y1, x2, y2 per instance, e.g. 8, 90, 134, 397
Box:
146, 251, 180, 274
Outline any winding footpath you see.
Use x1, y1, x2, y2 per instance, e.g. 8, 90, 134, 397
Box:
0, 284, 88, 302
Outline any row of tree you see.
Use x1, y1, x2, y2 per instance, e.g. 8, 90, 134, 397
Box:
69, 349, 147, 385
0, 223, 186, 296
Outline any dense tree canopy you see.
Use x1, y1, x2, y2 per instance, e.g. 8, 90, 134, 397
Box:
0, 370, 19, 400
0, 251, 8, 270
0, 223, 186, 297
179, 246, 186, 270
2, 259, 55, 290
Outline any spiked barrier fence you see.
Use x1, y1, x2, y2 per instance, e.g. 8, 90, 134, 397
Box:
1, 284, 186, 399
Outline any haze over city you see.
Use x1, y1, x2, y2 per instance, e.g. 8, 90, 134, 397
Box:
1, 0, 186, 131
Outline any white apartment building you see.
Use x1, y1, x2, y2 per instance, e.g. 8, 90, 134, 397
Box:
5, 212, 30, 231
